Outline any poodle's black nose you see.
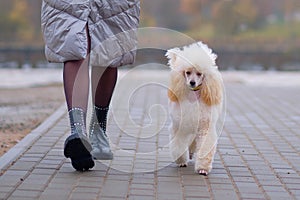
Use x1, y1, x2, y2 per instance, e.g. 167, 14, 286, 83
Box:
190, 81, 196, 87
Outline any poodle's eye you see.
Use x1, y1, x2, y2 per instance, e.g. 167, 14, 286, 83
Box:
197, 72, 202, 76
186, 71, 191, 76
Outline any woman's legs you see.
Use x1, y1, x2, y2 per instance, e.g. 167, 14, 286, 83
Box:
63, 26, 94, 171
89, 66, 117, 160
63, 59, 89, 112
64, 25, 91, 112
92, 67, 118, 108
91, 66, 117, 133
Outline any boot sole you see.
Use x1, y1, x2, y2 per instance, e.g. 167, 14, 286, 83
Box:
64, 134, 95, 171
91, 151, 113, 160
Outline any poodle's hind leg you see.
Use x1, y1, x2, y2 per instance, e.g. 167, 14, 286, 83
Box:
170, 139, 189, 167
175, 151, 189, 167
170, 130, 189, 167
188, 138, 197, 160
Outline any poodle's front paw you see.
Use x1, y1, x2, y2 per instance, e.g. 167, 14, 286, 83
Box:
175, 155, 188, 167
178, 163, 188, 167
198, 169, 208, 176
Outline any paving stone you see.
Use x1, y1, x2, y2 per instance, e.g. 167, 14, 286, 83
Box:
9, 189, 41, 198
130, 189, 155, 196
131, 177, 154, 185
128, 195, 155, 200
100, 180, 129, 198
0, 174, 24, 187
7, 197, 34, 200
183, 187, 210, 198
69, 192, 98, 200
265, 191, 293, 199
39, 188, 70, 199
8, 161, 36, 171
157, 193, 184, 200
212, 189, 239, 200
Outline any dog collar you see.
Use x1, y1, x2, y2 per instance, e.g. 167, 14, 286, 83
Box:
190, 85, 201, 91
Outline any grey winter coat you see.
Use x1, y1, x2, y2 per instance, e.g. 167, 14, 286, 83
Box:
41, 0, 140, 67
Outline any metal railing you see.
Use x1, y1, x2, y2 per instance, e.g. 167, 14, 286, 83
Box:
0, 47, 299, 70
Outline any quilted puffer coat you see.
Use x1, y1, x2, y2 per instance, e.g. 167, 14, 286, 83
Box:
41, 0, 140, 67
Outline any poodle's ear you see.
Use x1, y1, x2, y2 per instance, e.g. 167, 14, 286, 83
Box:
168, 89, 178, 102
165, 48, 180, 68
168, 70, 187, 103
200, 72, 222, 106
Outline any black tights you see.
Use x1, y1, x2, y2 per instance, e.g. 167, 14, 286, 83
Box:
91, 67, 117, 108
63, 64, 117, 113
63, 26, 117, 113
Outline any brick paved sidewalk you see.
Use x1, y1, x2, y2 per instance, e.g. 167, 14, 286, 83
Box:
0, 68, 299, 200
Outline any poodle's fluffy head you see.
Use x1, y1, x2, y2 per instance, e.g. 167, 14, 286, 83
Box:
165, 42, 218, 73
166, 42, 222, 106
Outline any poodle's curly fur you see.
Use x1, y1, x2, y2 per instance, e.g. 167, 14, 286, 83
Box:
166, 42, 223, 175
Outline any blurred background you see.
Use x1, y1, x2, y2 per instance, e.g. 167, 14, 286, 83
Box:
0, 0, 300, 70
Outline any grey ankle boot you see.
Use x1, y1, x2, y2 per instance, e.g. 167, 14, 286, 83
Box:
64, 108, 94, 171
89, 106, 113, 160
